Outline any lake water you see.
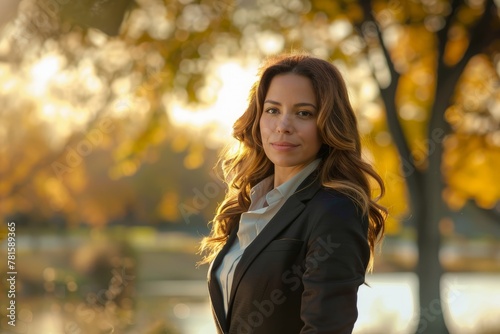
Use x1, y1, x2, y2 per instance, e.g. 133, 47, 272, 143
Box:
6, 273, 499, 334
4, 233, 499, 334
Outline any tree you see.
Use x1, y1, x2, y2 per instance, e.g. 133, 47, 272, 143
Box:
0, 0, 235, 227
353, 1, 500, 332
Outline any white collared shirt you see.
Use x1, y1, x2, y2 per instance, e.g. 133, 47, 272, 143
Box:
215, 159, 321, 314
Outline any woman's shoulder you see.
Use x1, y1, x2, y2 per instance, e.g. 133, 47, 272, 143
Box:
301, 186, 369, 241
307, 186, 364, 219
310, 186, 356, 204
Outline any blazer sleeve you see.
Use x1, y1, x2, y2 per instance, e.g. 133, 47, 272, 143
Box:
300, 192, 370, 334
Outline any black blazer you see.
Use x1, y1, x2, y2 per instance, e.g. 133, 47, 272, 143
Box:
207, 172, 370, 334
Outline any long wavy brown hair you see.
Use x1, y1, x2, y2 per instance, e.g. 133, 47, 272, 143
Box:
199, 53, 387, 271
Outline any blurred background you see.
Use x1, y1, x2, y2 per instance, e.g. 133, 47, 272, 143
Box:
0, 0, 499, 333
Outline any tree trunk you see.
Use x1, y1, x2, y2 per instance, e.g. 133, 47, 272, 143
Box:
415, 171, 448, 333
357, 2, 499, 333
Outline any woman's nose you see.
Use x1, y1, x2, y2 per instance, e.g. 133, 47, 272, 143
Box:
276, 115, 293, 133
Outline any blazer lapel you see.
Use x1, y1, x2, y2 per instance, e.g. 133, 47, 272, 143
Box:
207, 224, 239, 333
227, 173, 322, 317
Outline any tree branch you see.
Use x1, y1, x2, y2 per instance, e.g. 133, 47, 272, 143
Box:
356, 0, 424, 211
0, 97, 114, 200
431, 0, 497, 136
453, 0, 497, 74
437, 0, 462, 66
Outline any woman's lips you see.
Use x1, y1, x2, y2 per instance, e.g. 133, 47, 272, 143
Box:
270, 142, 299, 151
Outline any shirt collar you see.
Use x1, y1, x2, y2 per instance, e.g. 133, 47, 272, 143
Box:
249, 158, 321, 208
249, 175, 274, 204
271, 158, 321, 203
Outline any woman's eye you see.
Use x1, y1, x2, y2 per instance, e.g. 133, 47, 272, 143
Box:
298, 111, 313, 117
266, 108, 279, 114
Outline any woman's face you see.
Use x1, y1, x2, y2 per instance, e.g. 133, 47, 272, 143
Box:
259, 73, 322, 180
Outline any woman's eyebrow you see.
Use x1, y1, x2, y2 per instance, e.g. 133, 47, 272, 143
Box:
264, 99, 317, 110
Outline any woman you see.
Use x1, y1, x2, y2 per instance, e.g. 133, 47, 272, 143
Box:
199, 53, 387, 334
